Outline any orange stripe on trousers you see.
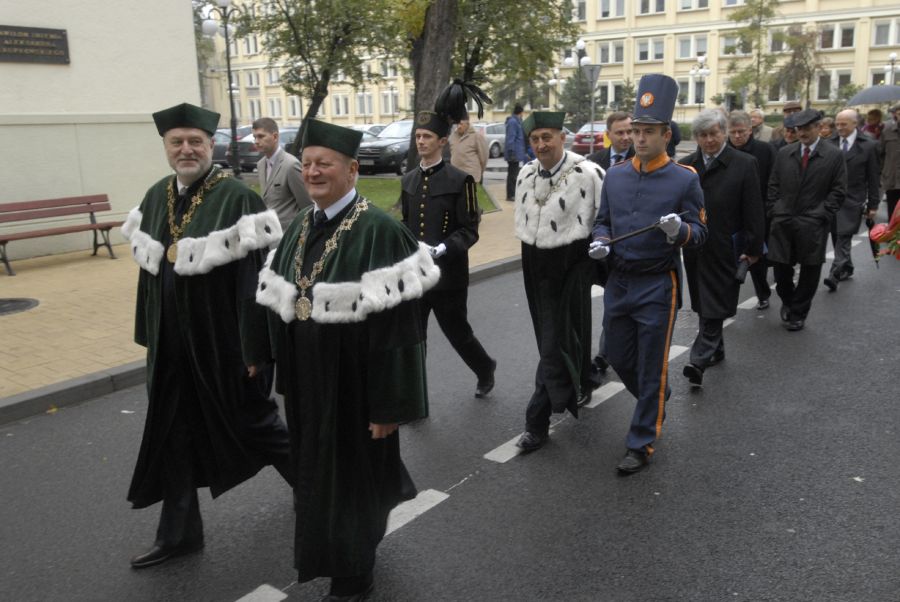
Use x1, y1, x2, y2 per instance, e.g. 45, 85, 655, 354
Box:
654, 270, 678, 444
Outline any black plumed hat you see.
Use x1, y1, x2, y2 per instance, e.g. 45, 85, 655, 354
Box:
434, 78, 493, 122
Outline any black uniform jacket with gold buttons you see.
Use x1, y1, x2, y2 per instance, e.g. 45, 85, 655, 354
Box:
401, 160, 479, 291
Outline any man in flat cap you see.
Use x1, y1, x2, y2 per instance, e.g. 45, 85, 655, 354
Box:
591, 74, 707, 473
772, 100, 803, 149
121, 103, 292, 568
257, 119, 437, 600
513, 111, 604, 453
401, 111, 497, 399
767, 109, 846, 331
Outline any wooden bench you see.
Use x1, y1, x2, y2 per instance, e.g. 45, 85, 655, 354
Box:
0, 195, 123, 276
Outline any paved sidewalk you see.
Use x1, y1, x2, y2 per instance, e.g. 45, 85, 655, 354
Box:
0, 182, 520, 418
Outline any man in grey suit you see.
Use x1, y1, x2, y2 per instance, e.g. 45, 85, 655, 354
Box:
823, 109, 881, 291
253, 117, 311, 230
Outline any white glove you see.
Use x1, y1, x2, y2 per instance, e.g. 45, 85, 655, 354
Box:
658, 213, 682, 237
588, 240, 610, 260
429, 243, 447, 258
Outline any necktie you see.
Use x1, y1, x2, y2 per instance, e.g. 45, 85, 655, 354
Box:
801, 146, 810, 170
539, 169, 552, 178
612, 154, 622, 164
841, 139, 849, 153
313, 209, 327, 227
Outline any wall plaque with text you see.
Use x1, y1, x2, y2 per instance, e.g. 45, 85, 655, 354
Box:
0, 25, 69, 64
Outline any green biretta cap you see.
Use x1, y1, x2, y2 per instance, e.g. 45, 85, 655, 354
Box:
301, 119, 364, 158
522, 111, 565, 136
152, 103, 220, 137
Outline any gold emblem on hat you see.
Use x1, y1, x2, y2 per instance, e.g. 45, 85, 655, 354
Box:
417, 112, 432, 125
640, 92, 655, 108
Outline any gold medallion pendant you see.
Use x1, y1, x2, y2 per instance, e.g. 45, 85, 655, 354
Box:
295, 296, 313, 321
166, 244, 178, 263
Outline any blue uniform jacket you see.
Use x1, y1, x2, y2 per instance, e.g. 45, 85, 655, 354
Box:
592, 154, 707, 272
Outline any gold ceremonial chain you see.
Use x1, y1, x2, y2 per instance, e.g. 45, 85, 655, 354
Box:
165, 169, 229, 262
292, 198, 369, 320
532, 161, 581, 206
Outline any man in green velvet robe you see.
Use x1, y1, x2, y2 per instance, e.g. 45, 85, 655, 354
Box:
121, 103, 292, 569
256, 120, 436, 601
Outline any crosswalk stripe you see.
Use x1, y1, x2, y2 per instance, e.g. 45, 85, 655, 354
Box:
583, 381, 626, 409
723, 318, 735, 328
738, 296, 759, 310
669, 345, 688, 359
235, 584, 288, 602
386, 489, 449, 535
484, 428, 557, 463
591, 285, 604, 298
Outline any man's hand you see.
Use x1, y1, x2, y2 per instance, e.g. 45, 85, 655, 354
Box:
866, 208, 878, 220
429, 243, 447, 259
247, 365, 259, 378
588, 240, 610, 259
658, 213, 682, 237
369, 423, 399, 439
739, 254, 760, 265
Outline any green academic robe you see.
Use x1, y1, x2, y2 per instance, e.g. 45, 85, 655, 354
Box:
256, 195, 437, 581
121, 168, 284, 508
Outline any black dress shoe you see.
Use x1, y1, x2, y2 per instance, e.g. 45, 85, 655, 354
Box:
780, 305, 790, 322
323, 576, 374, 602
783, 318, 805, 331
823, 276, 838, 292
516, 431, 547, 453
616, 449, 649, 474
756, 298, 770, 310
474, 359, 497, 398
683, 363, 703, 386
130, 539, 204, 569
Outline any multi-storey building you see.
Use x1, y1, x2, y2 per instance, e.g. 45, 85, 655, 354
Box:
203, 0, 900, 130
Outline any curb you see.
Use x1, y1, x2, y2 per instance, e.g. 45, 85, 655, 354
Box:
0, 259, 523, 426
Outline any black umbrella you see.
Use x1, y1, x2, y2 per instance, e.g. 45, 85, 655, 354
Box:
847, 85, 900, 106
865, 217, 881, 268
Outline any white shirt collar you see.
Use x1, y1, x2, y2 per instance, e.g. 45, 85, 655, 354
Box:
314, 187, 357, 220
419, 157, 443, 171
267, 145, 284, 167
803, 138, 820, 155
539, 153, 566, 176
705, 142, 727, 163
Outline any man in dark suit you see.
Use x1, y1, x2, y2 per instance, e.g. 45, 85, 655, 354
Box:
727, 110, 776, 310
767, 109, 847, 331
823, 109, 881, 290
253, 117, 311, 231
680, 110, 765, 386
401, 111, 497, 398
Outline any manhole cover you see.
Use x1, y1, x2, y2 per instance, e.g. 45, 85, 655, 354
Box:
0, 298, 40, 316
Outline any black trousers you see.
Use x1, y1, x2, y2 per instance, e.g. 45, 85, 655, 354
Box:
421, 287, 494, 380
689, 317, 724, 370
506, 161, 520, 200
887, 189, 900, 223
156, 401, 204, 548
773, 262, 823, 321
829, 220, 856, 278
749, 256, 771, 301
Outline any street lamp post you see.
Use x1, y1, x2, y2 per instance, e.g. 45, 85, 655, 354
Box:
689, 54, 711, 113
548, 68, 561, 110
388, 84, 396, 121
564, 39, 602, 155
884, 52, 899, 86
202, 0, 242, 180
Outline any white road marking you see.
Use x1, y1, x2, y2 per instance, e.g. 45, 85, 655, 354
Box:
669, 345, 688, 359
484, 428, 556, 463
583, 381, 626, 409
723, 318, 735, 328
738, 296, 759, 310
826, 251, 834, 259
591, 285, 604, 298
386, 489, 449, 535
235, 584, 288, 602
852, 239, 861, 247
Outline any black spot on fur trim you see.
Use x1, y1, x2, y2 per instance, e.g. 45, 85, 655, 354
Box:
385, 285, 391, 295
398, 279, 405, 293
525, 214, 529, 224
577, 215, 583, 225
550, 220, 558, 231
420, 267, 427, 276
580, 189, 585, 198
352, 301, 357, 312
574, 166, 582, 173
264, 225, 271, 234
559, 198, 566, 210
224, 240, 230, 249
260, 282, 267, 291
595, 168, 603, 179
523, 192, 528, 202
359, 293, 364, 301
325, 301, 330, 311
189, 254, 194, 262
132, 246, 137, 256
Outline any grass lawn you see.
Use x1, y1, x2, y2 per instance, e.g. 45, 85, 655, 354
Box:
248, 176, 496, 219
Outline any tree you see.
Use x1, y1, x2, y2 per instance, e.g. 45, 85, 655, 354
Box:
617, 78, 636, 114
724, 0, 781, 109
558, 70, 604, 128
774, 25, 825, 108
825, 82, 864, 116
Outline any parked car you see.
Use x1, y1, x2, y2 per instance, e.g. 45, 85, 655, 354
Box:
474, 122, 505, 159
571, 122, 609, 155
227, 127, 299, 172
350, 123, 387, 136
357, 119, 413, 175
213, 126, 252, 168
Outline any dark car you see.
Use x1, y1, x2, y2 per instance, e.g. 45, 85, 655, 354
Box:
357, 120, 413, 175
571, 122, 609, 155
214, 126, 251, 168
228, 127, 299, 172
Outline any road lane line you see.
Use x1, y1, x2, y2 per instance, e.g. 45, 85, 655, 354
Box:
386, 489, 449, 535
484, 428, 556, 463
235, 584, 288, 602
584, 381, 626, 409
669, 345, 688, 359
738, 296, 759, 310
723, 318, 735, 328
591, 285, 604, 298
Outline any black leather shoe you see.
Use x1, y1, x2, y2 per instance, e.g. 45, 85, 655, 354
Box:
756, 298, 770, 310
616, 449, 649, 474
823, 276, 838, 292
322, 577, 374, 602
475, 359, 497, 398
780, 305, 790, 322
783, 318, 805, 331
683, 363, 703, 386
708, 350, 725, 366
516, 431, 547, 453
588, 355, 608, 390
130, 539, 204, 569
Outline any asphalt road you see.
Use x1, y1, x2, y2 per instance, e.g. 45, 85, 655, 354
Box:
2, 234, 899, 602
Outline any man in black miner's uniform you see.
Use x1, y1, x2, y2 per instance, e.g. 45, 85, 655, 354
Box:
401, 110, 497, 398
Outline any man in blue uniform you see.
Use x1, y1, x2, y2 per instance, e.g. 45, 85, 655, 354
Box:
590, 75, 707, 474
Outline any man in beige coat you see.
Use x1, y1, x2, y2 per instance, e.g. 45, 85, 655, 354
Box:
253, 117, 311, 230
449, 118, 488, 183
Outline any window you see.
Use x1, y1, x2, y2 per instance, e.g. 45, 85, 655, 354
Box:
332, 94, 349, 116
268, 98, 282, 117
639, 0, 665, 15
679, 0, 708, 9
242, 35, 259, 55
599, 0, 625, 18
637, 38, 664, 62
770, 29, 784, 52
267, 69, 280, 85
380, 60, 398, 78
599, 40, 625, 64
817, 74, 831, 100
677, 35, 707, 59
768, 83, 781, 103
837, 73, 851, 90
573, 0, 586, 21
820, 24, 854, 50
676, 79, 689, 104
872, 20, 899, 47
249, 99, 261, 120
233, 101, 241, 119
245, 71, 259, 88
872, 72, 887, 86
598, 82, 610, 106
288, 96, 302, 118
356, 92, 373, 116
723, 0, 744, 6
721, 35, 749, 56
613, 83, 625, 108
381, 91, 399, 116
695, 80, 706, 105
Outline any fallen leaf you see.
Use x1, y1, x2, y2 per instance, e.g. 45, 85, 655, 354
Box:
852, 476, 864, 483
46, 405, 58, 415
120, 410, 135, 414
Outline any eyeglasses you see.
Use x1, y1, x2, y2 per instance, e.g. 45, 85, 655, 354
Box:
529, 133, 557, 144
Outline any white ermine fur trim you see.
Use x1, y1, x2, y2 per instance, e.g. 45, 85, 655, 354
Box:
175, 209, 283, 276
514, 152, 605, 249
120, 208, 164, 275
238, 210, 282, 254
120, 207, 142, 239
256, 249, 298, 323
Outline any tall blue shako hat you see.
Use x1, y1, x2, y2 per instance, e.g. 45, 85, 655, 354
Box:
632, 74, 679, 125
